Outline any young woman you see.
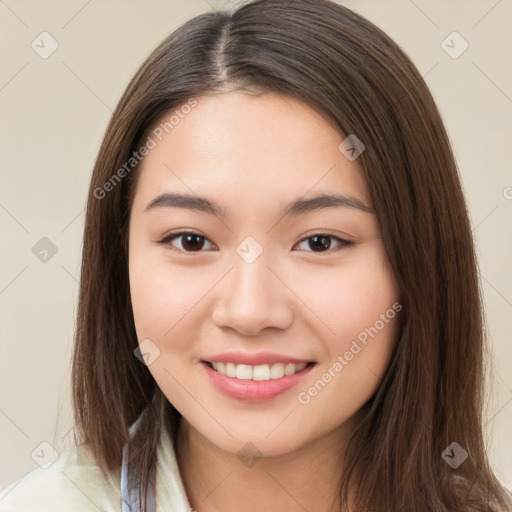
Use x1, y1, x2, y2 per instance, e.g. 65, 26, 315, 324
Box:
1, 0, 510, 511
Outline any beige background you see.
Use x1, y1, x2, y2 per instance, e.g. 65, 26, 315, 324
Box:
1, 0, 511, 492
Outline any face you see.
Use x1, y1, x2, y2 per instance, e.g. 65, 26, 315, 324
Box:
128, 91, 401, 457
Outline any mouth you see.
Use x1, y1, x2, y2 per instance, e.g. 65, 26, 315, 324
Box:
200, 360, 317, 402
202, 360, 316, 381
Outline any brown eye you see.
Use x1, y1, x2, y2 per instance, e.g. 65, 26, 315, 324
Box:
158, 232, 216, 252
294, 234, 352, 253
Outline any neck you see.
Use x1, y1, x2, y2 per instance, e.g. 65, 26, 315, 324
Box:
175, 415, 360, 512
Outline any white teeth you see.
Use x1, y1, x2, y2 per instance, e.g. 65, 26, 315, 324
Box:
284, 363, 296, 376
253, 364, 271, 381
225, 362, 236, 377
236, 364, 253, 380
209, 361, 308, 380
270, 363, 285, 379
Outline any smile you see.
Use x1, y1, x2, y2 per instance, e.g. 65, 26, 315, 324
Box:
201, 360, 316, 401
205, 361, 311, 381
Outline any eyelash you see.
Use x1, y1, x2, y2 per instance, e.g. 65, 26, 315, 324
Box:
156, 231, 353, 255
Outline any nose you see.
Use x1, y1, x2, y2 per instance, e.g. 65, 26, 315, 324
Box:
211, 254, 294, 336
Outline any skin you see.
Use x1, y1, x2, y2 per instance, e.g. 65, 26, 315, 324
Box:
128, 91, 401, 512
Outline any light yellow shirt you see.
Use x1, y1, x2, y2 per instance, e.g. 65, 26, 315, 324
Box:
3, 428, 511, 511
0, 426, 193, 511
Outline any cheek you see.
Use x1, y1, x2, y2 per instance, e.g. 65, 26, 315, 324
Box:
130, 263, 191, 338
128, 248, 209, 405
295, 319, 398, 440
294, 248, 400, 390
290, 247, 399, 344
128, 243, 222, 359
295, 252, 400, 416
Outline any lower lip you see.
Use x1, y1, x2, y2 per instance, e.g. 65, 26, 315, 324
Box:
201, 361, 316, 402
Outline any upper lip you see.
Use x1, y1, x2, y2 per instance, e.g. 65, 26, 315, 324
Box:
202, 351, 315, 366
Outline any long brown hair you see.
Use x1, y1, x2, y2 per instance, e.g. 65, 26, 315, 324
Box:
71, 0, 511, 510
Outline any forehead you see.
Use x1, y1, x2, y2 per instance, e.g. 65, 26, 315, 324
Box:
131, 91, 371, 216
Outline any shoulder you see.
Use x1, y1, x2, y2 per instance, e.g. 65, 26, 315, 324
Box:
0, 443, 121, 512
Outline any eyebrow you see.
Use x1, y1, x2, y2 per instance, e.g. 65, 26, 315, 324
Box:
144, 192, 374, 219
